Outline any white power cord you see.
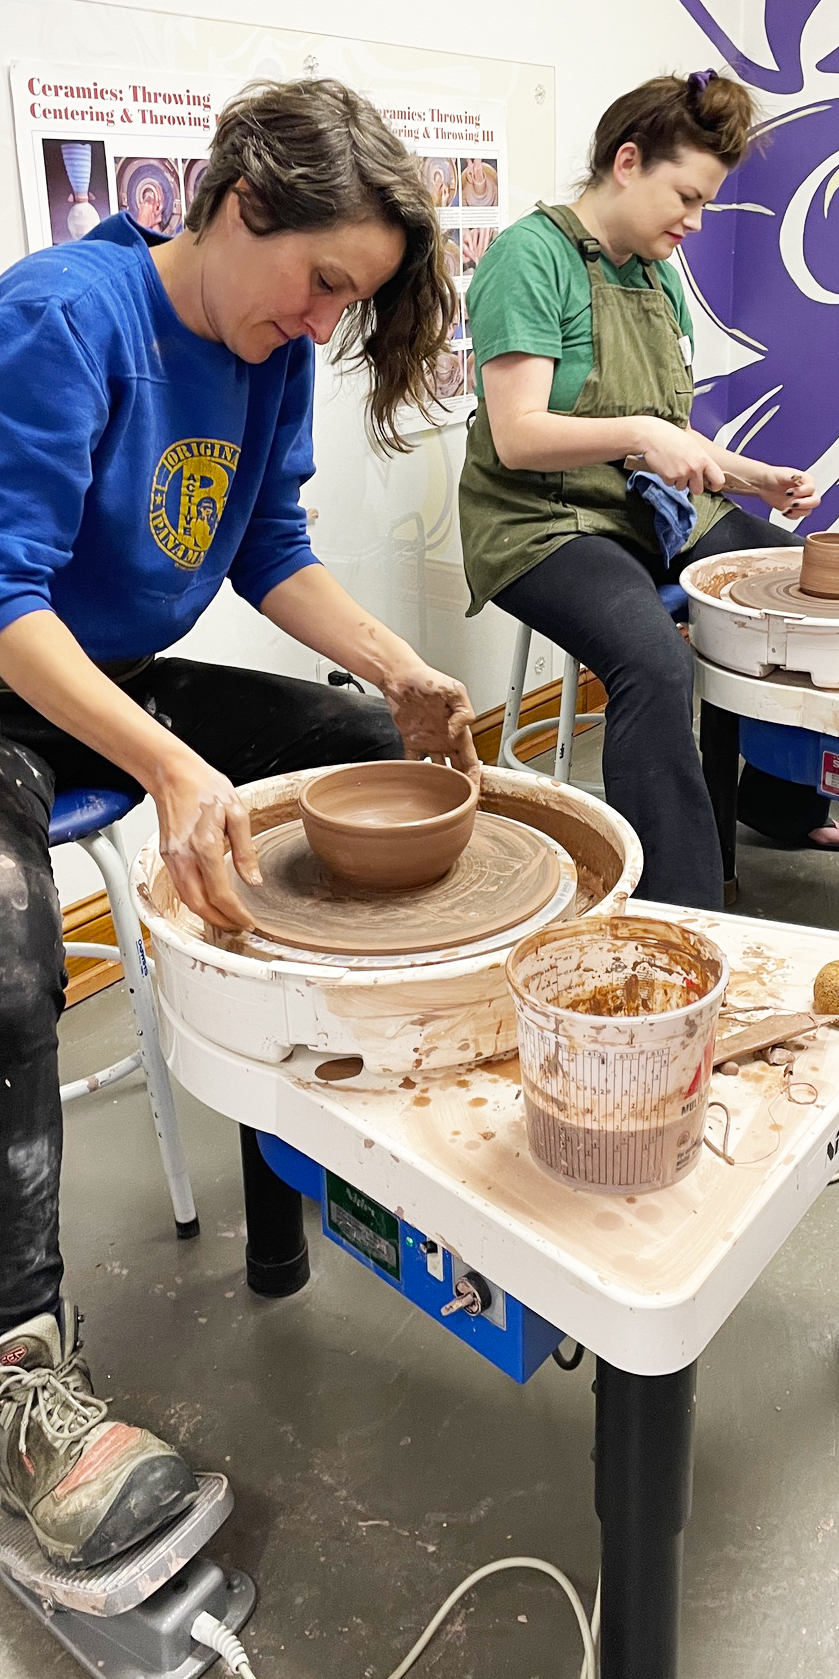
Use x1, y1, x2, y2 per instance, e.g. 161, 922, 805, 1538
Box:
192, 1560, 600, 1679
385, 1557, 600, 1679
191, 1610, 257, 1678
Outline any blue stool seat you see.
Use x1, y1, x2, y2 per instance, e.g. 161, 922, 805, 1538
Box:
50, 787, 140, 847
659, 582, 689, 622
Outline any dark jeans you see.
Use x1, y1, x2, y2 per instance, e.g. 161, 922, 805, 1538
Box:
496, 507, 828, 910
0, 658, 402, 1334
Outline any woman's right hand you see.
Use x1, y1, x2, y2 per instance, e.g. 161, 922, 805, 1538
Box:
151, 747, 263, 931
635, 417, 726, 496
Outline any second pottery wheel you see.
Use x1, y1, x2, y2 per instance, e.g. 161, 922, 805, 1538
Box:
226, 811, 573, 957
681, 548, 839, 687
728, 569, 839, 618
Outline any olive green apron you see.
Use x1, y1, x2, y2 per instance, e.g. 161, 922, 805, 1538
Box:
459, 202, 731, 615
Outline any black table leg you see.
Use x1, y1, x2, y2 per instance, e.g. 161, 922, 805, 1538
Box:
239, 1125, 310, 1297
699, 699, 740, 905
595, 1359, 697, 1679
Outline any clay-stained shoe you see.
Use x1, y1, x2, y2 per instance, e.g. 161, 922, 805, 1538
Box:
0, 1304, 197, 1568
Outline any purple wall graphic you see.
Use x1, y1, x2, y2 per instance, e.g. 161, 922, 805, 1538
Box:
679, 1, 839, 93
678, 1, 839, 532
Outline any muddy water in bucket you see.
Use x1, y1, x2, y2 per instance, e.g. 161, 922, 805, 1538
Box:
506, 917, 729, 1193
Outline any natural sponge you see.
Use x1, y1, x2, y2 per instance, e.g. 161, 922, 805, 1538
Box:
814, 961, 839, 1013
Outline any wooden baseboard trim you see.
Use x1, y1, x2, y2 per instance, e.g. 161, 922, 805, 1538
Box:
471, 666, 607, 764
62, 890, 125, 1008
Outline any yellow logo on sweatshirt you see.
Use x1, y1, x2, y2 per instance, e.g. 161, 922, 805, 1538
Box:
149, 438, 240, 569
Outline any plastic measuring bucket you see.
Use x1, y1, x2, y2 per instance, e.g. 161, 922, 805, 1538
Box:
506, 916, 729, 1194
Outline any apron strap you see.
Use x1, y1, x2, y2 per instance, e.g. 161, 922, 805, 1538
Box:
536, 202, 605, 278
536, 201, 662, 291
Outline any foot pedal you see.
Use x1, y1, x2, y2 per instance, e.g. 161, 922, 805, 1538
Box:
0, 1472, 256, 1678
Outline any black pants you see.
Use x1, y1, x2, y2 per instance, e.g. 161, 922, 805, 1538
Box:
496, 508, 828, 910
0, 658, 402, 1335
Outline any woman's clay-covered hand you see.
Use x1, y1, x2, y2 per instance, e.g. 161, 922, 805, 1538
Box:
636, 416, 726, 496
153, 749, 262, 930
381, 660, 480, 780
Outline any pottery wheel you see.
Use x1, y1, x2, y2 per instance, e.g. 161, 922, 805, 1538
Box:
226, 812, 568, 956
729, 569, 839, 617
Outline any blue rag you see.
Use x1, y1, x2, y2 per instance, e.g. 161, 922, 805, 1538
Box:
626, 469, 697, 567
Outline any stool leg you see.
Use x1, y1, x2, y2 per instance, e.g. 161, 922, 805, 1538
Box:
498, 623, 531, 766
81, 829, 199, 1238
553, 653, 580, 782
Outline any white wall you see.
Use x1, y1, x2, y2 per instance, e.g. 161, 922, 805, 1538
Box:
82, 0, 728, 192
2, 0, 730, 902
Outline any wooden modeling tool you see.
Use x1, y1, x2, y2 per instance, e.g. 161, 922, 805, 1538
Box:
623, 454, 763, 495
713, 1011, 839, 1066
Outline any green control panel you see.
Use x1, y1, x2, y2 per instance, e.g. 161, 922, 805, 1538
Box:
325, 1172, 401, 1282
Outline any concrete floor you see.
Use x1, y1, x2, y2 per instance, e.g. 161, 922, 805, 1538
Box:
2, 754, 839, 1678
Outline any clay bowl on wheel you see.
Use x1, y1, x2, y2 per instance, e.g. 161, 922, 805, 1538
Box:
298, 760, 479, 891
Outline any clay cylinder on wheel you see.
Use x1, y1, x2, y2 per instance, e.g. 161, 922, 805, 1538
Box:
799, 531, 839, 599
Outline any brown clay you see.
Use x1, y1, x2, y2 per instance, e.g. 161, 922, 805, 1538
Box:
298, 760, 478, 890
729, 567, 839, 616
814, 960, 839, 1012
144, 770, 629, 967
799, 530, 839, 598
224, 812, 569, 956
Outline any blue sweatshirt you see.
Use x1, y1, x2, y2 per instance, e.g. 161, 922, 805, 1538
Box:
0, 213, 319, 660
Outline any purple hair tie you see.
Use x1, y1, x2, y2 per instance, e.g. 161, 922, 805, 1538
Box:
687, 69, 718, 93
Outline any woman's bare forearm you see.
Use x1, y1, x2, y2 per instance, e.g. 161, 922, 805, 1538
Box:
492, 409, 656, 472
260, 565, 423, 687
0, 611, 196, 796
482, 355, 661, 471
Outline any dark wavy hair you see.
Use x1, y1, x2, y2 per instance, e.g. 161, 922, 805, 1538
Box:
186, 78, 456, 452
585, 72, 757, 181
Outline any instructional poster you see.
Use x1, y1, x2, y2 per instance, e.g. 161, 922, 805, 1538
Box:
375, 97, 508, 424
10, 62, 506, 431
10, 64, 226, 248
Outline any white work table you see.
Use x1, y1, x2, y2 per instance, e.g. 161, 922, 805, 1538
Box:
161, 899, 839, 1679
164, 902, 839, 1377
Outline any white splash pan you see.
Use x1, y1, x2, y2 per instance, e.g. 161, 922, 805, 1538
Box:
130, 766, 642, 1077
681, 546, 839, 689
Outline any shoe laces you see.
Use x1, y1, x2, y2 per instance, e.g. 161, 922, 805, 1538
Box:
0, 1351, 109, 1456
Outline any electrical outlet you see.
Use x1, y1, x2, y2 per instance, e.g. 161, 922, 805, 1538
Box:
314, 659, 376, 696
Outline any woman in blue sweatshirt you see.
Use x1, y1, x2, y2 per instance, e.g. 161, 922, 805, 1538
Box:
0, 78, 477, 1572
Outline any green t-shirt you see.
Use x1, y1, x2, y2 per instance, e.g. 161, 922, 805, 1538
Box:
468, 210, 694, 411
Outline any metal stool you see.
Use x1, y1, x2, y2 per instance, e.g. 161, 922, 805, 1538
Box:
498, 582, 689, 783
52, 787, 199, 1239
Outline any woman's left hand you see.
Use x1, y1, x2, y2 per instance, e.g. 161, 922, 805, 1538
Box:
381, 659, 480, 781
756, 465, 821, 519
